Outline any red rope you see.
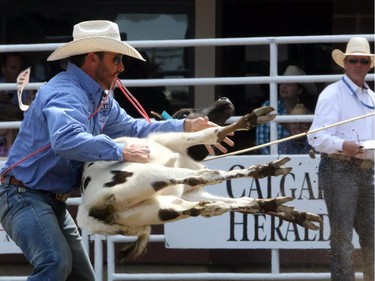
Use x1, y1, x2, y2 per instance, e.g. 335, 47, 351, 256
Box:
87, 92, 111, 120
115, 78, 151, 124
1, 144, 51, 177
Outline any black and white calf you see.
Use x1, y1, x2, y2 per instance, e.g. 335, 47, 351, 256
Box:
157, 96, 236, 161
77, 106, 322, 262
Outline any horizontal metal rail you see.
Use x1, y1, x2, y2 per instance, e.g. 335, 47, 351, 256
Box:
0, 34, 373, 52
1, 74, 374, 91
105, 235, 364, 281
108, 272, 364, 281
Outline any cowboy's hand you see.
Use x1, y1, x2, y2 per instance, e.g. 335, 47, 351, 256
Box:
184, 116, 213, 132
184, 117, 234, 155
123, 144, 150, 163
342, 140, 363, 157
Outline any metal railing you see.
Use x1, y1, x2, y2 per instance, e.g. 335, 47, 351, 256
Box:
1, 34, 373, 281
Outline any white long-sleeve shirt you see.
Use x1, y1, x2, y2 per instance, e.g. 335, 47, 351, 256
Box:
308, 74, 375, 161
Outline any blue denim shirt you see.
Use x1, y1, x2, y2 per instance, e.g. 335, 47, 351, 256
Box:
1, 63, 184, 193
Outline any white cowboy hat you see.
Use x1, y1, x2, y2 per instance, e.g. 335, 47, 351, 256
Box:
332, 37, 374, 68
47, 20, 145, 61
282, 65, 317, 95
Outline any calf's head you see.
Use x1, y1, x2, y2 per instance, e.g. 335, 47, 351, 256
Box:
173, 97, 235, 125
174, 97, 235, 161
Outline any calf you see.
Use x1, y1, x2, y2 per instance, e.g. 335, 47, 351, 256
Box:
77, 107, 322, 262
171, 97, 235, 161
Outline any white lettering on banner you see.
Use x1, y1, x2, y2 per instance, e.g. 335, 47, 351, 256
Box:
164, 155, 360, 249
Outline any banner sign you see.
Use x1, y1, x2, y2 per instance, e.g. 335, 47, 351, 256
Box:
165, 155, 360, 249
0, 226, 22, 254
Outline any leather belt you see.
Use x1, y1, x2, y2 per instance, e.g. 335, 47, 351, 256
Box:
1, 176, 26, 187
0, 176, 70, 203
321, 153, 374, 170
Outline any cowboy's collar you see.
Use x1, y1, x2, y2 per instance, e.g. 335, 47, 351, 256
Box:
67, 62, 103, 97
344, 74, 369, 91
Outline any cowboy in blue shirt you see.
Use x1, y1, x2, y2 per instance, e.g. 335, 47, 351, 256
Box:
0, 20, 231, 280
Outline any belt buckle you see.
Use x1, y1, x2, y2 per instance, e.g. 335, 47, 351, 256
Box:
55, 193, 69, 202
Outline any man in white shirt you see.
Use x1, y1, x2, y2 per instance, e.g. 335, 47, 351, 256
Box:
308, 37, 374, 281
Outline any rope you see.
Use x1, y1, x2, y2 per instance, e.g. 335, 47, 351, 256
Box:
204, 111, 375, 162
115, 78, 151, 123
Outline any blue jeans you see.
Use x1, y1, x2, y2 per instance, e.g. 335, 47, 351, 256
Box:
319, 157, 374, 281
0, 183, 95, 281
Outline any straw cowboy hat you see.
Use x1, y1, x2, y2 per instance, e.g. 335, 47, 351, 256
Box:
47, 20, 145, 61
282, 65, 317, 96
332, 37, 374, 68
289, 103, 312, 115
